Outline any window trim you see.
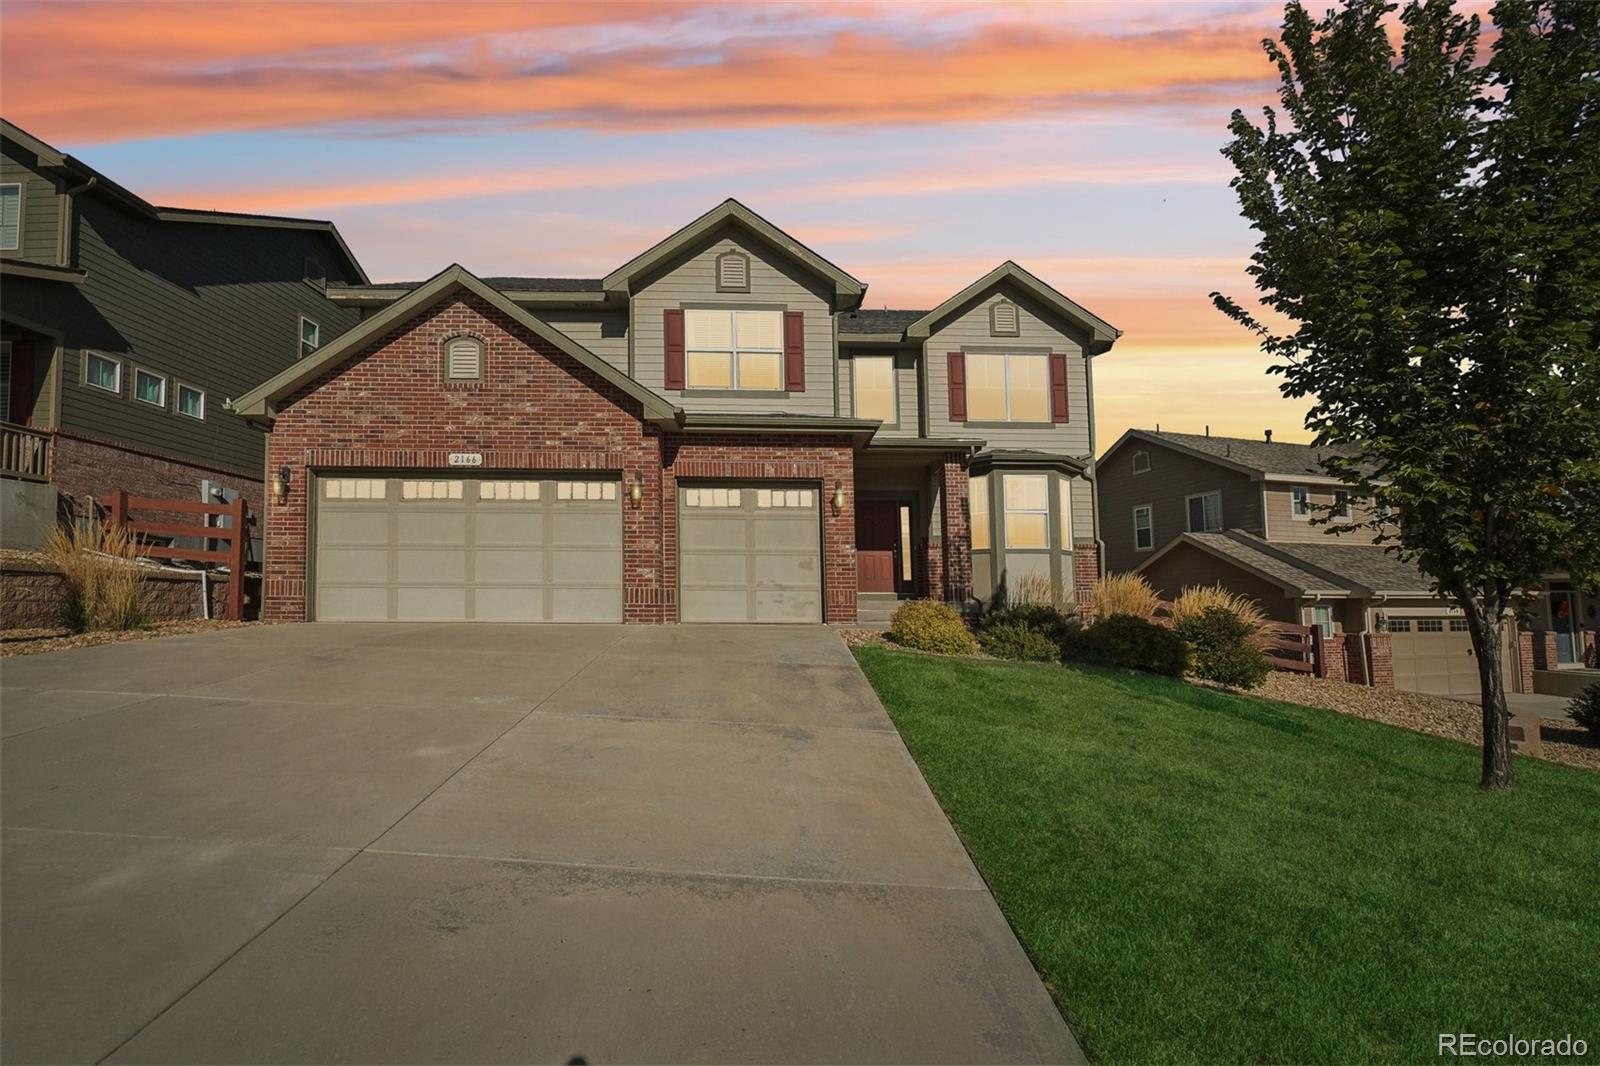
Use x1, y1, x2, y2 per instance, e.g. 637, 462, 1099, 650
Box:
1001, 472, 1051, 551
963, 350, 1050, 423
1132, 449, 1150, 474
82, 350, 122, 395
1185, 490, 1222, 533
443, 334, 485, 383
1332, 489, 1353, 523
0, 182, 20, 252
299, 314, 321, 357
714, 250, 751, 293
1290, 485, 1311, 520
851, 354, 897, 426
1133, 503, 1154, 551
132, 367, 167, 409
1311, 604, 1335, 638
682, 305, 785, 392
989, 299, 1020, 337
175, 381, 206, 421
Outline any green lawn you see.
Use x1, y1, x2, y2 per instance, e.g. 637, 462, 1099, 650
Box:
854, 647, 1600, 1064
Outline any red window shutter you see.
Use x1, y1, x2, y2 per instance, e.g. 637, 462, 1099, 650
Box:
664, 309, 685, 390
783, 311, 805, 392
947, 352, 967, 422
1049, 353, 1070, 423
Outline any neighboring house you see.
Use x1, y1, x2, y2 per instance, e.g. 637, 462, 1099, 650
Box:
231, 199, 1120, 625
0, 118, 365, 541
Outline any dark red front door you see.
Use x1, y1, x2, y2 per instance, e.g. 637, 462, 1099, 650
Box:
857, 500, 900, 594
6, 341, 34, 425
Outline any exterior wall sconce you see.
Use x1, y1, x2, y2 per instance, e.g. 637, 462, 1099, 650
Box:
629, 472, 644, 508
830, 479, 846, 515
270, 465, 290, 506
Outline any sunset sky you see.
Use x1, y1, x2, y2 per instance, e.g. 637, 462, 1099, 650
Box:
1, 0, 1316, 448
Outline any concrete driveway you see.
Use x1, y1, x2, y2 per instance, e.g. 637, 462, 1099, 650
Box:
1, 623, 1080, 1065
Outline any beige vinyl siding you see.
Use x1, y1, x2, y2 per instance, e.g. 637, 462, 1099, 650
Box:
534, 309, 629, 373
631, 227, 835, 414
1098, 439, 1262, 574
47, 197, 361, 475
1262, 483, 1382, 544
0, 150, 63, 263
839, 348, 919, 435
1137, 542, 1301, 624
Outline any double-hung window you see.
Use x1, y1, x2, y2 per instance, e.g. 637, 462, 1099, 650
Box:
1003, 474, 1050, 549
0, 184, 19, 251
1291, 485, 1310, 519
1186, 491, 1221, 532
176, 382, 205, 420
965, 352, 1048, 422
685, 308, 783, 391
1333, 489, 1352, 522
1133, 504, 1154, 551
133, 368, 167, 407
84, 352, 121, 394
969, 474, 991, 551
1312, 605, 1334, 638
852, 355, 895, 423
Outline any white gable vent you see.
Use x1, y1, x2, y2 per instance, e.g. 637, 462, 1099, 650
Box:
716, 250, 750, 292
990, 300, 1020, 337
446, 336, 483, 381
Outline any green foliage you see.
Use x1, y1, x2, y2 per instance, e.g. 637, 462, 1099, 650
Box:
1175, 607, 1271, 689
1212, 0, 1600, 786
1568, 682, 1600, 739
980, 602, 1076, 646
1062, 614, 1190, 677
889, 599, 977, 656
980, 621, 1062, 663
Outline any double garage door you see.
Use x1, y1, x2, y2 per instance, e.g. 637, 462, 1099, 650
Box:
312, 476, 823, 623
1388, 615, 1478, 697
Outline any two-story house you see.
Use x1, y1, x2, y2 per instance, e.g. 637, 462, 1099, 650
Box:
231, 200, 1119, 626
0, 119, 365, 543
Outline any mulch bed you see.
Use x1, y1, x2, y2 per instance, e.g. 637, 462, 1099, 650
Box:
0, 619, 260, 657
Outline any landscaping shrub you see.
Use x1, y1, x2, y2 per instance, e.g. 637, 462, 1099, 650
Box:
1569, 682, 1600, 740
1062, 613, 1190, 676
1175, 606, 1270, 689
889, 599, 977, 655
41, 521, 146, 632
980, 621, 1061, 662
1091, 572, 1160, 622
1170, 584, 1271, 646
980, 601, 1075, 647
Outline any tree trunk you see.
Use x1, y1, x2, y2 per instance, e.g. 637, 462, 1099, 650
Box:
1463, 593, 1514, 790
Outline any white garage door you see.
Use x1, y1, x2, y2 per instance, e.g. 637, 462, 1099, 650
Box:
1388, 616, 1478, 696
314, 475, 622, 622
679, 483, 822, 623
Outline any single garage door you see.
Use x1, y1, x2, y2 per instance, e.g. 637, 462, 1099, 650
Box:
314, 475, 622, 622
1388, 616, 1478, 696
679, 483, 821, 623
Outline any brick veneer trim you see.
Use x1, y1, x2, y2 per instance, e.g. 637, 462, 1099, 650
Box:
51, 433, 263, 521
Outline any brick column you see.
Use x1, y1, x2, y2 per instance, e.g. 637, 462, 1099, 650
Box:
1313, 630, 1349, 682
1517, 629, 1535, 693
1363, 633, 1394, 688
1530, 630, 1559, 671
938, 453, 971, 605
1583, 628, 1597, 668
1072, 542, 1100, 616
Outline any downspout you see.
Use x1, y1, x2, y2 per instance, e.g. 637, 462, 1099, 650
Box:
1085, 352, 1104, 583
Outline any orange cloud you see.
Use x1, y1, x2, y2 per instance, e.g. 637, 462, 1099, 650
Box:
1, 3, 1278, 143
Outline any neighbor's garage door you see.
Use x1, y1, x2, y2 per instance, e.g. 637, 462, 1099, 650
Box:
314, 475, 622, 622
679, 483, 821, 623
1388, 616, 1478, 696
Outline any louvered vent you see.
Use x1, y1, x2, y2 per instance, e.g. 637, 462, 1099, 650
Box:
717, 251, 749, 292
990, 301, 1020, 336
446, 337, 482, 380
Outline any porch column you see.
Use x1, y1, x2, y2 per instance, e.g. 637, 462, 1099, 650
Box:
938, 452, 972, 604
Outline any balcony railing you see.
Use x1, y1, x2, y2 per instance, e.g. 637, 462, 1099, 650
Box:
1, 422, 50, 482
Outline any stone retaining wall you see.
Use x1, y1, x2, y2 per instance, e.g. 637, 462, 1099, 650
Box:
0, 560, 252, 629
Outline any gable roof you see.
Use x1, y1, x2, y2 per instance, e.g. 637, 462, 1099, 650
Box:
905, 262, 1120, 352
230, 264, 679, 423
1, 117, 368, 284
1139, 531, 1352, 596
601, 199, 866, 308
1100, 428, 1368, 483
1138, 529, 1433, 598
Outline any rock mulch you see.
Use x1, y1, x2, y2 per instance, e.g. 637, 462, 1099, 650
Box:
0, 619, 259, 658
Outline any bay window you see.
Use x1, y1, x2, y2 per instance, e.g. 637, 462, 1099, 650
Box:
970, 474, 991, 551
1003, 474, 1050, 549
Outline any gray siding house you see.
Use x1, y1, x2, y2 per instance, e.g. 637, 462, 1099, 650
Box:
0, 118, 365, 540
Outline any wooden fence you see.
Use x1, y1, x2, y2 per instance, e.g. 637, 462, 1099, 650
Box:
107, 489, 250, 620
1263, 621, 1317, 673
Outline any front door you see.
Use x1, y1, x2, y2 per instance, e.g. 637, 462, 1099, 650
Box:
857, 500, 900, 594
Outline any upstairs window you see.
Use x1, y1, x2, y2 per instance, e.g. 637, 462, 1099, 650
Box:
685, 308, 782, 391
1333, 489, 1352, 522
300, 316, 321, 358
852, 355, 896, 423
1133, 504, 1154, 550
445, 336, 484, 381
176, 382, 205, 420
84, 352, 121, 394
133, 368, 167, 408
0, 184, 19, 251
1186, 491, 1221, 532
1132, 449, 1150, 474
1291, 485, 1311, 519
966, 352, 1048, 422
989, 300, 1020, 337
715, 250, 750, 293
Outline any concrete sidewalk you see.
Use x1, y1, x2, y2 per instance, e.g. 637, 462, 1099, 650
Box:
1, 623, 1080, 1064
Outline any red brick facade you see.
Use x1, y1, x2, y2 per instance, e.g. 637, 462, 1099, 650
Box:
260, 293, 859, 624
1072, 542, 1100, 614
938, 455, 972, 604
51, 432, 262, 521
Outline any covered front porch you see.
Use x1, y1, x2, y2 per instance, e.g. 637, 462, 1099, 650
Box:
852, 441, 976, 624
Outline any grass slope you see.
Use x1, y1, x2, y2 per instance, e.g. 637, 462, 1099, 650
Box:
855, 647, 1600, 1064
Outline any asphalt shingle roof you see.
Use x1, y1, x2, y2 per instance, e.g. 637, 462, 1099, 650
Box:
1240, 535, 1434, 593
838, 309, 927, 335
363, 277, 604, 293
1143, 430, 1361, 477
1182, 532, 1349, 594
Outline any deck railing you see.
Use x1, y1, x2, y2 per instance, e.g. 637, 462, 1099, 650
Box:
107, 489, 251, 620
1, 422, 50, 482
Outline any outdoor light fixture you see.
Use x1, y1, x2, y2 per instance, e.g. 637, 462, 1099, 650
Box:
270, 465, 290, 506
630, 472, 644, 508
831, 479, 846, 515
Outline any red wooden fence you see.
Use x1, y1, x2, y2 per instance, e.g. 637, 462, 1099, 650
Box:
107, 490, 249, 621
1263, 621, 1317, 673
